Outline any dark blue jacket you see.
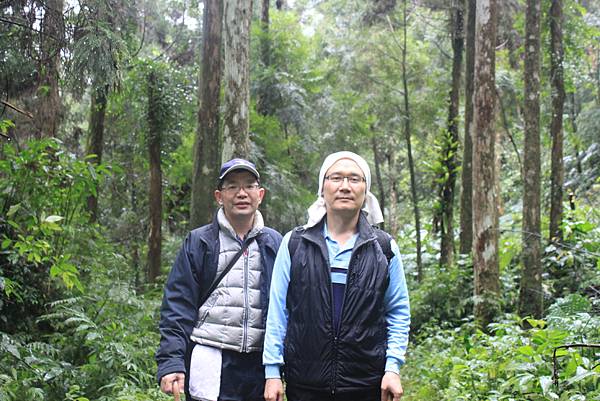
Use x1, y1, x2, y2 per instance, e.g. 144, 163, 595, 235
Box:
155, 216, 282, 382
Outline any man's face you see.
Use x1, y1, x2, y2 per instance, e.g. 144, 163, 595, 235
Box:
214, 170, 265, 221
322, 159, 366, 216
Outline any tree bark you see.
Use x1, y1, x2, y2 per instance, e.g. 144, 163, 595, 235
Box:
257, 0, 272, 116
222, 0, 253, 159
568, 92, 582, 175
386, 152, 400, 235
519, 0, 542, 319
472, 0, 500, 328
401, 0, 422, 280
147, 70, 162, 284
459, 0, 476, 255
190, 0, 224, 229
86, 85, 108, 222
36, 0, 64, 137
549, 0, 565, 244
439, 6, 464, 267
372, 135, 386, 228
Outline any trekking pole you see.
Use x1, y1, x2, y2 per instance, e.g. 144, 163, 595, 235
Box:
173, 380, 181, 401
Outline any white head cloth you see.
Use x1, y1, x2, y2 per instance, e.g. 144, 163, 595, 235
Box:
305, 151, 384, 228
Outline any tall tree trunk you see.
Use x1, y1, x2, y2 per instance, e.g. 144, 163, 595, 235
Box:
86, 85, 108, 222
400, 0, 422, 280
473, 0, 500, 328
549, 0, 565, 244
36, 0, 64, 137
126, 132, 141, 291
568, 92, 582, 175
257, 0, 272, 116
386, 152, 400, 235
440, 6, 464, 267
459, 0, 476, 255
147, 70, 162, 284
190, 0, 224, 229
372, 135, 386, 228
222, 0, 253, 159
519, 0, 542, 319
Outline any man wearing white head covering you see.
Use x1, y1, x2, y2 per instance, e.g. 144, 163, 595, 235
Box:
263, 152, 411, 401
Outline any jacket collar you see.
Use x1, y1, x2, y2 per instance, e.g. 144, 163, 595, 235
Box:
302, 211, 376, 251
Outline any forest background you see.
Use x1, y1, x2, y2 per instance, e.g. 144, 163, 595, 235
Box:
1, 0, 599, 400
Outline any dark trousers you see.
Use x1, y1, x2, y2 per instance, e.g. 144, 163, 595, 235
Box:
185, 346, 264, 401
286, 385, 381, 401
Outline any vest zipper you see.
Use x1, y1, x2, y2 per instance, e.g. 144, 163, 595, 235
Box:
242, 246, 250, 352
327, 256, 338, 395
329, 248, 359, 394
330, 241, 368, 393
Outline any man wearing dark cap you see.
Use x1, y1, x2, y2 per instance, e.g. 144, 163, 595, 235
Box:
157, 158, 282, 401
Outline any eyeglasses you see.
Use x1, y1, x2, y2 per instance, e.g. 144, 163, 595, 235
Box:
324, 174, 366, 185
221, 183, 260, 193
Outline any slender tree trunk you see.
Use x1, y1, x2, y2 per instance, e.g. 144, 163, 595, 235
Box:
549, 0, 565, 244
460, 0, 476, 255
440, 6, 464, 267
86, 85, 108, 222
257, 0, 272, 116
147, 70, 162, 284
222, 0, 253, 159
36, 0, 64, 138
568, 93, 582, 175
190, 0, 224, 229
386, 152, 400, 235
372, 135, 386, 228
127, 134, 141, 291
473, 0, 500, 328
400, 0, 422, 280
519, 0, 542, 319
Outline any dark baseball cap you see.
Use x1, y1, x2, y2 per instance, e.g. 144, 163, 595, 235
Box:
218, 158, 260, 181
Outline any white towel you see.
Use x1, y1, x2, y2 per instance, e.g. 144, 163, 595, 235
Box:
189, 344, 222, 401
305, 151, 384, 228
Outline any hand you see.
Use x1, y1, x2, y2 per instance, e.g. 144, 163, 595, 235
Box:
380, 371, 403, 401
264, 378, 284, 401
160, 372, 185, 400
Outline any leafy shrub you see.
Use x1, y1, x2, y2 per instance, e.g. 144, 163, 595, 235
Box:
0, 284, 170, 401
545, 205, 600, 299
403, 295, 600, 401
408, 256, 474, 333
0, 138, 109, 332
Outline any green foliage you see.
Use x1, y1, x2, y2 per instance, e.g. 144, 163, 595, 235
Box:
0, 119, 15, 135
0, 284, 170, 401
404, 297, 600, 401
65, 0, 138, 96
408, 256, 474, 332
545, 205, 600, 297
0, 138, 108, 332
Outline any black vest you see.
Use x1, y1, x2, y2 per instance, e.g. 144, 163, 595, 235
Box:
284, 214, 390, 394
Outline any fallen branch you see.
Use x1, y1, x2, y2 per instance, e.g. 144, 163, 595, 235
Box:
1, 100, 34, 119
553, 343, 600, 387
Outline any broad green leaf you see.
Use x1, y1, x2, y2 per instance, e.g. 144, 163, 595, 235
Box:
5, 343, 20, 359
566, 367, 597, 385
7, 204, 20, 217
539, 376, 552, 396
44, 215, 64, 223
517, 345, 535, 356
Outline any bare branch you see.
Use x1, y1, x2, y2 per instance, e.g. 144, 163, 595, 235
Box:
0, 100, 34, 119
